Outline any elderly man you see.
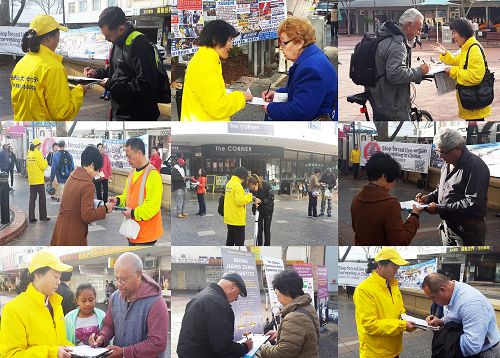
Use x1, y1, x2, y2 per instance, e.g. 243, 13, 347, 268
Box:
89, 252, 169, 358
416, 128, 490, 245
367, 8, 430, 120
109, 138, 163, 245
177, 272, 253, 358
423, 272, 500, 357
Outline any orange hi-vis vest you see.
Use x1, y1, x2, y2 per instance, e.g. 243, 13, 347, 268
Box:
126, 164, 163, 243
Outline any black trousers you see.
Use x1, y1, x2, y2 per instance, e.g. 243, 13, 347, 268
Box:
256, 213, 272, 246
94, 179, 109, 203
353, 163, 360, 180
226, 225, 245, 246
0, 181, 10, 224
9, 169, 13, 187
308, 193, 318, 217
128, 240, 157, 246
197, 193, 206, 214
331, 21, 339, 38
29, 184, 47, 221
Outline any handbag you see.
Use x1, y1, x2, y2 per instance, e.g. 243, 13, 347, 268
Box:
456, 43, 495, 110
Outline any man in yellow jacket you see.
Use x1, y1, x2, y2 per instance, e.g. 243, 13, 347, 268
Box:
180, 20, 252, 121
0, 250, 74, 358
11, 15, 86, 120
26, 138, 50, 223
350, 144, 361, 180
224, 166, 260, 245
109, 138, 163, 245
353, 247, 417, 358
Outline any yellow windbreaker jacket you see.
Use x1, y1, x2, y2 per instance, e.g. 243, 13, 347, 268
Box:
440, 37, 492, 120
0, 283, 72, 358
180, 46, 246, 121
353, 271, 407, 358
26, 148, 48, 185
224, 175, 253, 226
11, 45, 84, 121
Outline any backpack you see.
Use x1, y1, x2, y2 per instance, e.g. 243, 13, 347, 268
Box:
58, 150, 72, 179
123, 31, 171, 104
218, 194, 225, 216
349, 34, 391, 87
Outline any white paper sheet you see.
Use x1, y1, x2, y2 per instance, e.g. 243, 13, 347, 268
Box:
434, 72, 456, 96
247, 97, 269, 106
237, 334, 270, 357
428, 64, 449, 76
69, 345, 112, 357
399, 200, 429, 211
68, 76, 103, 83
401, 314, 440, 331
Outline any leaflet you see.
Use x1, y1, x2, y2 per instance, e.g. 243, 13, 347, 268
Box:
401, 314, 439, 331
399, 200, 429, 211
69, 345, 112, 358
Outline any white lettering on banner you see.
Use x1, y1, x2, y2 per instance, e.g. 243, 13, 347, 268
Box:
0, 26, 28, 56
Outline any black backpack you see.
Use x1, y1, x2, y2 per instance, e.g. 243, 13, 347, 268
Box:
58, 150, 72, 179
456, 43, 494, 110
123, 31, 171, 104
218, 194, 225, 216
349, 34, 391, 87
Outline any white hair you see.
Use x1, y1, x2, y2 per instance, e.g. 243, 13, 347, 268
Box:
399, 8, 424, 26
434, 128, 465, 151
116, 252, 143, 273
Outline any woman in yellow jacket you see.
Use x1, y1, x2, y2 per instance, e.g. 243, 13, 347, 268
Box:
223, 166, 260, 245
180, 20, 253, 121
431, 18, 491, 120
353, 248, 417, 358
0, 250, 74, 358
26, 138, 50, 222
11, 15, 86, 121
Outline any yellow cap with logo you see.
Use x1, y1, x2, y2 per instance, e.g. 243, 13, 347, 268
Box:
375, 247, 409, 266
32, 138, 42, 146
29, 15, 68, 36
28, 250, 72, 274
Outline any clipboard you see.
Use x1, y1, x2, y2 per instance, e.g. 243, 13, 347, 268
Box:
69, 345, 113, 358
68, 76, 102, 86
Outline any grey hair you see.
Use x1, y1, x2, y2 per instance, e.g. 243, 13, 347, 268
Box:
117, 252, 143, 273
434, 128, 465, 151
399, 8, 424, 26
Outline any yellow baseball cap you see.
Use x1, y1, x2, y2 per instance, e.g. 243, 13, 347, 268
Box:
375, 247, 409, 266
28, 250, 72, 274
29, 15, 68, 36
32, 138, 42, 146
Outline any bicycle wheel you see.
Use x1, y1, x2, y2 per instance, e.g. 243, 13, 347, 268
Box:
418, 110, 433, 121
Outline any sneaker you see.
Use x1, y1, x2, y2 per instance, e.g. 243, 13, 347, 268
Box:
181, 213, 190, 217
104, 96, 110, 101
200, 213, 206, 217
319, 213, 325, 217
328, 213, 332, 217
40, 217, 50, 221
176, 214, 184, 219
29, 218, 37, 223
195, 212, 201, 216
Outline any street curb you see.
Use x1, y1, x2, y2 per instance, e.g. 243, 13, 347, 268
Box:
0, 205, 27, 245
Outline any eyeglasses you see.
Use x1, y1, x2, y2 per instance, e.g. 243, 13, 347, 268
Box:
280, 39, 293, 48
436, 147, 458, 157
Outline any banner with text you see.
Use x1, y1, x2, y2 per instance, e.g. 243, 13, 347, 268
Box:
338, 262, 369, 287
360, 141, 432, 174
292, 263, 315, 308
262, 256, 285, 314
316, 265, 328, 327
0, 26, 28, 56
221, 248, 264, 338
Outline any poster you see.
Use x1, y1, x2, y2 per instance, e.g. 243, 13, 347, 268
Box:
338, 262, 369, 287
316, 265, 328, 327
42, 137, 98, 167
57, 26, 111, 60
0, 26, 28, 56
360, 141, 432, 174
221, 248, 264, 338
262, 256, 284, 313
396, 259, 437, 289
466, 142, 500, 178
292, 263, 315, 308
103, 139, 132, 170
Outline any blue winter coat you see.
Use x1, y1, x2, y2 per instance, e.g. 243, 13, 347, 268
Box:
267, 44, 337, 120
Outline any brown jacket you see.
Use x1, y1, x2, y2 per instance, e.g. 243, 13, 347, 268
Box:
351, 183, 419, 245
51, 167, 107, 246
308, 174, 320, 192
260, 294, 320, 358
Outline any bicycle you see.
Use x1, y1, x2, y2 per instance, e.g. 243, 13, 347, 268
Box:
347, 75, 434, 121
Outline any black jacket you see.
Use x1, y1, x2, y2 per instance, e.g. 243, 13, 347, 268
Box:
320, 172, 336, 190
432, 322, 479, 358
427, 147, 490, 222
177, 283, 248, 358
251, 181, 274, 217
56, 282, 77, 316
96, 24, 159, 120
171, 166, 186, 191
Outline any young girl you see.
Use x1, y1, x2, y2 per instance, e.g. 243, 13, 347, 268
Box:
191, 168, 207, 216
65, 283, 106, 345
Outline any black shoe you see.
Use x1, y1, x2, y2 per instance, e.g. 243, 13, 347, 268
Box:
328, 213, 332, 217
313, 215, 318, 218
195, 212, 201, 215
319, 213, 325, 217
40, 217, 50, 221
104, 96, 110, 101
200, 213, 206, 217
99, 94, 106, 99
29, 218, 37, 223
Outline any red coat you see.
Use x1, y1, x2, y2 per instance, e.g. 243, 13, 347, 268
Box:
101, 153, 112, 179
192, 176, 207, 195
150, 154, 162, 172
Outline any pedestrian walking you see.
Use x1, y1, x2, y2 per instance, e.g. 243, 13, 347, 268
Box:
95, 143, 112, 204
26, 138, 50, 223
307, 168, 321, 217
191, 168, 207, 216
172, 158, 189, 218
7, 145, 17, 190
248, 174, 274, 246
